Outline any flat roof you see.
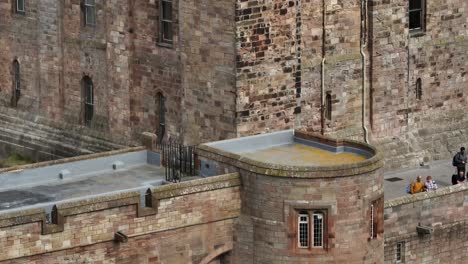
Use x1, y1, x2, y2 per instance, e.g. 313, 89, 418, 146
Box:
0, 150, 167, 213
384, 159, 454, 200
204, 130, 373, 167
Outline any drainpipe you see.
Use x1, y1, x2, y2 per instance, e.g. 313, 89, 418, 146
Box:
320, 0, 326, 135
360, 0, 369, 143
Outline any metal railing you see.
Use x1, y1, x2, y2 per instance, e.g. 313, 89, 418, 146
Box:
156, 142, 196, 182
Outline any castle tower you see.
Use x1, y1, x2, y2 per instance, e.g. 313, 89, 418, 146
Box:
197, 130, 384, 263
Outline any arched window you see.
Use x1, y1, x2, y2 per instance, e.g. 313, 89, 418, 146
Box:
82, 76, 94, 126
415, 78, 422, 100
11, 60, 21, 107
325, 92, 332, 120
156, 93, 166, 143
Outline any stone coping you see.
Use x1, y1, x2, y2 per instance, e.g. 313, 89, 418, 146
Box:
384, 183, 468, 208
0, 146, 146, 174
197, 130, 383, 178
0, 173, 241, 235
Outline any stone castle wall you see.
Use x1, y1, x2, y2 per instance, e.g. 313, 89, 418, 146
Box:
0, 0, 466, 166
0, 174, 241, 263
235, 0, 365, 137
369, 0, 468, 168
234, 0, 467, 168
0, 0, 237, 146
384, 184, 468, 264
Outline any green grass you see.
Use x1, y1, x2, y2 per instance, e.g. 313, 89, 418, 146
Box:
0, 153, 34, 168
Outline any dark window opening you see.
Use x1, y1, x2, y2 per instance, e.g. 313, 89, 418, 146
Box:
160, 0, 173, 44
312, 212, 324, 247
83, 0, 96, 26
11, 60, 21, 107
325, 93, 332, 120
16, 0, 25, 13
416, 78, 422, 100
409, 0, 425, 32
145, 189, 153, 207
51, 205, 58, 224
157, 93, 166, 143
82, 76, 94, 126
46, 205, 59, 225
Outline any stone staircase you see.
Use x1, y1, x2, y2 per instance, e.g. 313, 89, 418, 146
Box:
0, 110, 128, 162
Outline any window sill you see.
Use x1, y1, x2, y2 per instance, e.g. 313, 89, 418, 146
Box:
157, 42, 173, 49
13, 11, 26, 16
293, 247, 328, 256
409, 30, 425, 38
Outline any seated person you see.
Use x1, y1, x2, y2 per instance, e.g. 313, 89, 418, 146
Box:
452, 171, 466, 185
424, 176, 437, 191
411, 175, 426, 194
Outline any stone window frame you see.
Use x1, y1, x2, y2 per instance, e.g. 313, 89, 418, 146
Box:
82, 76, 94, 127
396, 241, 405, 263
15, 0, 25, 14
285, 200, 335, 255
368, 196, 384, 240
159, 0, 173, 47
11, 59, 21, 107
82, 0, 96, 27
409, 0, 426, 34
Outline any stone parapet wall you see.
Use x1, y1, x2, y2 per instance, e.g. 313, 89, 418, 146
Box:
0, 173, 241, 262
384, 184, 468, 263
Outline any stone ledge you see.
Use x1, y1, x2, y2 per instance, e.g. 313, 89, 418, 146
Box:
384, 183, 468, 208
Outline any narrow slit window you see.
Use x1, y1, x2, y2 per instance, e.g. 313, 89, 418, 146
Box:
16, 0, 25, 13
84, 0, 96, 26
12, 60, 21, 107
325, 93, 332, 120
313, 212, 324, 247
396, 241, 405, 262
83, 76, 94, 126
416, 78, 422, 100
370, 204, 375, 239
298, 213, 309, 248
157, 93, 166, 143
409, 0, 425, 32
160, 0, 173, 44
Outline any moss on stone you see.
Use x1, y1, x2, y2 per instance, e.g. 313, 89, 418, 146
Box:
0, 153, 34, 168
